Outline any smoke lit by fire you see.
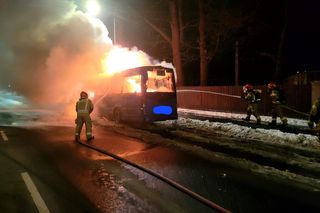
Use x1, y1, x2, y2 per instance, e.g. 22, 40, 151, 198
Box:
101, 46, 153, 76
0, 0, 173, 121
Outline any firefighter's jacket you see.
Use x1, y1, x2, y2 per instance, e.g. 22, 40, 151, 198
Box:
76, 98, 94, 115
269, 89, 281, 104
244, 91, 256, 103
309, 98, 320, 123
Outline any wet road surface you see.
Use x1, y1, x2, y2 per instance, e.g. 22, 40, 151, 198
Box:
0, 120, 319, 212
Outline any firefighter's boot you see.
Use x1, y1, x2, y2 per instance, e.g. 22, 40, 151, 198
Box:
242, 116, 250, 121
281, 118, 288, 126
269, 120, 277, 126
256, 118, 261, 124
87, 136, 94, 142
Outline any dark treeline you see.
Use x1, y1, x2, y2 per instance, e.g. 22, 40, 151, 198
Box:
103, 0, 320, 86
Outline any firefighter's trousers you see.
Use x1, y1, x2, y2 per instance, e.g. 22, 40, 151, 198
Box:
246, 102, 261, 121
271, 102, 287, 124
314, 123, 320, 140
75, 113, 93, 139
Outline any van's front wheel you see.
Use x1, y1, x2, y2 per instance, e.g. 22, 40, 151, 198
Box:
113, 108, 122, 124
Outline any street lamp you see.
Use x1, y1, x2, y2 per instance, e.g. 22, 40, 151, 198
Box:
85, 0, 100, 16
85, 0, 117, 45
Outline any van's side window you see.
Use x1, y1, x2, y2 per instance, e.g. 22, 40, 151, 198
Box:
123, 75, 142, 93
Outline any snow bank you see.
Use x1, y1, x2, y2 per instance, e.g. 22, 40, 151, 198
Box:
155, 109, 319, 149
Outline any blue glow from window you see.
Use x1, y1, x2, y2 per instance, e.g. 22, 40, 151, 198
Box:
153, 106, 172, 115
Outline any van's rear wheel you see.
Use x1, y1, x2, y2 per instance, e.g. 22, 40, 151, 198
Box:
113, 109, 122, 123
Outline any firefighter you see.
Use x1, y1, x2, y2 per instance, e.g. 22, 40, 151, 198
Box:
308, 97, 320, 138
242, 84, 261, 124
75, 91, 94, 142
267, 82, 287, 126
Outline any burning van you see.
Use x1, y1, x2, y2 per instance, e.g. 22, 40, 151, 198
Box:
96, 66, 178, 123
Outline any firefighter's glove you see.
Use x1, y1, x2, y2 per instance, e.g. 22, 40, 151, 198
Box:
308, 120, 314, 129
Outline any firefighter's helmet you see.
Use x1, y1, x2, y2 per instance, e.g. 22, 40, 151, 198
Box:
80, 91, 88, 98
267, 82, 277, 89
243, 84, 253, 93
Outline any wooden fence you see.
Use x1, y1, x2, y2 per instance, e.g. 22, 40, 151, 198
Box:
177, 85, 311, 119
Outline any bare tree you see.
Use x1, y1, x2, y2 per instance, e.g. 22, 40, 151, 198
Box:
131, 0, 184, 86
175, 1, 248, 85
126, 0, 184, 86
206, 5, 246, 64
199, 0, 207, 86
255, 0, 287, 83
178, 0, 184, 42
169, 0, 183, 86
123, 0, 247, 85
274, 0, 288, 82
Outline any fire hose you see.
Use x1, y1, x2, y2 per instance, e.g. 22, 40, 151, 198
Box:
177, 89, 242, 99
280, 105, 309, 117
77, 140, 231, 213
93, 88, 110, 106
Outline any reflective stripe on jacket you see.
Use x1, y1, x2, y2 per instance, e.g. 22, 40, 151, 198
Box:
76, 98, 94, 114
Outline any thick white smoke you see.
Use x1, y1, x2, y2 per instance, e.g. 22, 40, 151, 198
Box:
0, 0, 174, 121
1, 1, 112, 107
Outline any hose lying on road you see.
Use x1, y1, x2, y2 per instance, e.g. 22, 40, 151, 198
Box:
77, 140, 231, 213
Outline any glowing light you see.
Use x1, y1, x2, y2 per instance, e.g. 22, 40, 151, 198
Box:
86, 0, 100, 16
101, 46, 152, 76
89, 91, 95, 98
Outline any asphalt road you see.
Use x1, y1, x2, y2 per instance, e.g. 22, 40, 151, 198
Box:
1, 119, 320, 213
0, 124, 209, 213
0, 125, 99, 212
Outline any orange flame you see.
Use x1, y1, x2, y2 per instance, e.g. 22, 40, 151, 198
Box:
126, 78, 141, 93
101, 46, 152, 76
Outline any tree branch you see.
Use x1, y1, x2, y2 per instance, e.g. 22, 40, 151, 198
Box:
142, 17, 172, 45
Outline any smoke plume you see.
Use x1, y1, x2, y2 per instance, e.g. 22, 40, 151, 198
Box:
0, 0, 174, 121
1, 0, 111, 107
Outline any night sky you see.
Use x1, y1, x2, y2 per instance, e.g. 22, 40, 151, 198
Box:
1, 0, 320, 88
105, 0, 320, 85
285, 0, 320, 73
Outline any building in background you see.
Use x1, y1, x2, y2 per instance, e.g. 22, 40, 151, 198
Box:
283, 70, 320, 103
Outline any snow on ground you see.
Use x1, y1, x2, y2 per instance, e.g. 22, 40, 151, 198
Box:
178, 108, 309, 127
155, 108, 319, 149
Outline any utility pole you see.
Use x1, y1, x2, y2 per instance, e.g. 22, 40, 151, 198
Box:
113, 16, 116, 45
235, 40, 239, 86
